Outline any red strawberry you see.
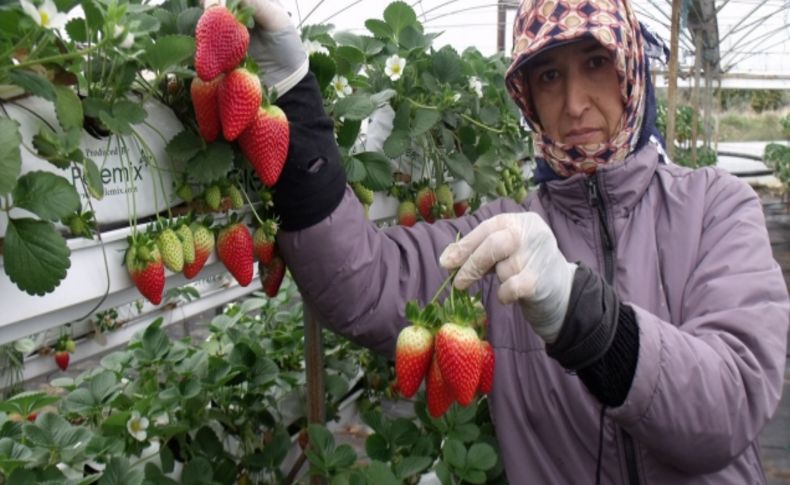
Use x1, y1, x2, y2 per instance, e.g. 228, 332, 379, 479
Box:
217, 222, 254, 286
453, 200, 469, 217
397, 200, 417, 227
54, 351, 70, 371
478, 340, 495, 395
191, 75, 223, 142
259, 254, 286, 297
395, 325, 434, 398
253, 220, 278, 264
126, 238, 165, 305
238, 105, 289, 187
184, 223, 215, 279
194, 6, 249, 81
26, 412, 38, 422
435, 322, 483, 406
415, 187, 438, 223
218, 68, 262, 141
426, 353, 455, 418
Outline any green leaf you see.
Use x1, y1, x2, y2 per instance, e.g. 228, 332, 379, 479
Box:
393, 102, 411, 131
365, 19, 393, 40
412, 108, 441, 136
65, 18, 88, 42
383, 129, 409, 158
259, 425, 290, 469
0, 118, 22, 195
112, 100, 147, 126
23, 412, 91, 450
399, 26, 429, 51
4, 218, 70, 296
308, 424, 334, 457
384, 1, 418, 36
365, 461, 400, 485
54, 86, 83, 132
435, 461, 452, 485
81, 0, 104, 31
12, 172, 80, 221
466, 442, 497, 471
144, 462, 179, 485
138, 320, 170, 362
8, 70, 55, 101
448, 423, 479, 443
364, 433, 390, 462
61, 388, 95, 414
166, 130, 204, 162
309, 52, 336, 93
462, 469, 487, 484
144, 35, 195, 72
337, 119, 362, 149
190, 141, 233, 184
83, 158, 104, 199
335, 45, 365, 76
182, 456, 213, 484
432, 46, 462, 84
329, 444, 357, 469
99, 457, 144, 485
479, 105, 499, 126
394, 456, 432, 479
354, 151, 393, 191
442, 439, 466, 469
176, 7, 202, 35
342, 155, 366, 183
0, 437, 32, 472
334, 94, 375, 121
195, 426, 223, 458
370, 89, 397, 107
445, 152, 475, 185
89, 371, 120, 405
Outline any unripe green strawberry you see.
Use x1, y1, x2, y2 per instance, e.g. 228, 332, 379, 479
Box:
496, 181, 507, 197
64, 338, 76, 353
478, 340, 495, 395
126, 238, 165, 305
513, 186, 528, 204
435, 184, 454, 218
397, 200, 417, 227
175, 224, 195, 264
204, 185, 222, 211
184, 223, 215, 279
351, 182, 375, 206
415, 187, 438, 223
435, 322, 483, 406
395, 325, 433, 398
156, 228, 184, 272
226, 185, 244, 210
426, 352, 454, 418
217, 222, 254, 286
176, 182, 194, 203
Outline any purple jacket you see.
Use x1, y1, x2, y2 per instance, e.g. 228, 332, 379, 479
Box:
278, 142, 789, 483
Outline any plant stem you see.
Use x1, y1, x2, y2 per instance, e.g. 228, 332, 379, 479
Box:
460, 113, 504, 134
405, 97, 436, 110
3, 41, 106, 72
430, 267, 459, 304
239, 186, 265, 226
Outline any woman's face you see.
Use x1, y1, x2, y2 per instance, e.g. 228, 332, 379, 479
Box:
525, 38, 624, 146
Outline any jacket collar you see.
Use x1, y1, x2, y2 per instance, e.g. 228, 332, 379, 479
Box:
537, 141, 660, 221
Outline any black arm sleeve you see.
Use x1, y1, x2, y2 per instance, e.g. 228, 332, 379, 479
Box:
546, 264, 640, 406
272, 72, 347, 231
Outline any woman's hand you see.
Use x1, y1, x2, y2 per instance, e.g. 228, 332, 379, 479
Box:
439, 213, 577, 343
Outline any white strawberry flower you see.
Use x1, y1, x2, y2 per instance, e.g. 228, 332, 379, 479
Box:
113, 25, 135, 49
20, 0, 66, 29
303, 39, 329, 57
469, 76, 484, 98
385, 54, 406, 81
331, 75, 352, 98
127, 411, 149, 442
452, 93, 462, 102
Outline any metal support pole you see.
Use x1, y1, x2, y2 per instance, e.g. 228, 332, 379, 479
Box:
497, 0, 508, 52
665, 0, 683, 159
302, 300, 325, 485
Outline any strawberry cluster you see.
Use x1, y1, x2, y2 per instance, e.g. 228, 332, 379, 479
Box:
53, 335, 76, 371
395, 290, 494, 418
387, 182, 471, 227
192, 5, 289, 189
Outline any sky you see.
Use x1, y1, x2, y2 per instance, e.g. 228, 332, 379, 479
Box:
281, 0, 790, 77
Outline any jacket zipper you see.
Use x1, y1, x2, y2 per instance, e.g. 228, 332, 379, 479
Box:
587, 176, 640, 485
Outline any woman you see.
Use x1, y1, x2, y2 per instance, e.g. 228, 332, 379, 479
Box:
243, 0, 789, 482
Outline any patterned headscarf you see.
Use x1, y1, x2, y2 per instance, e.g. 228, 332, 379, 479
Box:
505, 0, 647, 177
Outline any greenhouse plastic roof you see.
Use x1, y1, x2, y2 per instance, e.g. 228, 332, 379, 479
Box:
286, 0, 790, 82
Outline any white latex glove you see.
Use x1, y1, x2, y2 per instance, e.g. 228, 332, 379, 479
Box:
439, 213, 578, 343
205, 0, 309, 96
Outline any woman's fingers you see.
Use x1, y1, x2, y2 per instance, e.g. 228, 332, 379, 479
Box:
453, 228, 519, 290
